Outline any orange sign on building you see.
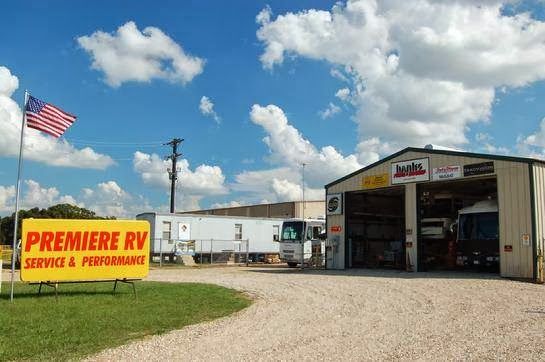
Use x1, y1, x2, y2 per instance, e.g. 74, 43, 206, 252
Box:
362, 173, 389, 189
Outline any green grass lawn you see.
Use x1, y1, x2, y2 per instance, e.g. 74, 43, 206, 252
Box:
0, 281, 251, 361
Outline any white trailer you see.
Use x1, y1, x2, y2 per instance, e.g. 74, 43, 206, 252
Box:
136, 212, 283, 262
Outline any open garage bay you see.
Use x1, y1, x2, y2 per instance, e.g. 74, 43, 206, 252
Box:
88, 267, 545, 361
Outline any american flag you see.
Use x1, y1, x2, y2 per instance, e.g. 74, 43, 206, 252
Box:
25, 95, 77, 138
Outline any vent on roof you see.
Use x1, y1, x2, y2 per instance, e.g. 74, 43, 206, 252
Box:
424, 144, 462, 152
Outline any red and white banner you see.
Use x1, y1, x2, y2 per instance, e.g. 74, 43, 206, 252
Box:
391, 158, 430, 184
432, 165, 461, 181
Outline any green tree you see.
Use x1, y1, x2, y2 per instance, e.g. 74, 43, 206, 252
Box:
0, 204, 115, 245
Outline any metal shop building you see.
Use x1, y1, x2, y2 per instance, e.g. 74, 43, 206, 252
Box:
181, 200, 325, 219
325, 147, 545, 281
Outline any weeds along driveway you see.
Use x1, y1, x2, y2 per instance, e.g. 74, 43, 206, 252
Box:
89, 267, 545, 361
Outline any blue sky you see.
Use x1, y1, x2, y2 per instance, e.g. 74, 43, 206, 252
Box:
1, 0, 545, 218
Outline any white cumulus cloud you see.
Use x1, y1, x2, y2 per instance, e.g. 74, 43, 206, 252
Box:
271, 178, 324, 202
132, 151, 228, 211
210, 200, 245, 209
256, 0, 545, 160
22, 180, 80, 210
80, 180, 152, 218
78, 21, 205, 87
133, 151, 228, 196
0, 179, 156, 219
230, 104, 360, 204
0, 66, 18, 96
330, 68, 350, 82
0, 185, 16, 213
516, 117, 545, 160
335, 87, 350, 102
199, 96, 221, 123
231, 167, 295, 202
250, 104, 361, 185
0, 66, 114, 169
520, 117, 545, 148
0, 180, 80, 215
319, 102, 341, 119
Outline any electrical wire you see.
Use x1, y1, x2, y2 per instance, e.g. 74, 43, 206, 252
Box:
64, 138, 164, 147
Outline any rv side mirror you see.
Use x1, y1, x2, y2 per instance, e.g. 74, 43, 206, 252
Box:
450, 222, 458, 234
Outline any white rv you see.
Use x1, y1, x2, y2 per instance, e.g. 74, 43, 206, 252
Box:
456, 200, 499, 270
136, 213, 283, 263
279, 218, 325, 267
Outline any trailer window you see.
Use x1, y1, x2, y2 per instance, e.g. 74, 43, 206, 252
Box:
162, 221, 171, 241
235, 224, 242, 240
273, 225, 280, 241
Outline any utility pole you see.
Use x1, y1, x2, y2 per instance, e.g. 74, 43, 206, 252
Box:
164, 138, 183, 213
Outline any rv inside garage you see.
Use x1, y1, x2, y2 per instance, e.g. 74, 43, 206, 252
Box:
418, 177, 498, 272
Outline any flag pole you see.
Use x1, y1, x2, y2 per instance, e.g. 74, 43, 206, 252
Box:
9, 90, 29, 302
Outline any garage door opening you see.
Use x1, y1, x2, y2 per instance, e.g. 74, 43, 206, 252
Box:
345, 187, 405, 269
418, 177, 499, 272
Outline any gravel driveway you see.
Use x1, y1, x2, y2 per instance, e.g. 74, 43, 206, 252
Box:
88, 267, 545, 361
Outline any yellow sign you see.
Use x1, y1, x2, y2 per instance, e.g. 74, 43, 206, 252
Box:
362, 173, 389, 189
21, 219, 150, 282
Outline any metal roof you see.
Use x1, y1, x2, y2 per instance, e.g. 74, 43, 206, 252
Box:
135, 212, 284, 221
325, 147, 545, 189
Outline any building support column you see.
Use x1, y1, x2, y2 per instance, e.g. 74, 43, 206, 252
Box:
405, 183, 418, 272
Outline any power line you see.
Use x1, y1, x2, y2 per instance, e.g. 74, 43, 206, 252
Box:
66, 142, 161, 148
64, 138, 164, 146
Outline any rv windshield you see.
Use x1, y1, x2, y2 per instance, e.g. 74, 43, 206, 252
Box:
281, 221, 304, 242
459, 212, 498, 240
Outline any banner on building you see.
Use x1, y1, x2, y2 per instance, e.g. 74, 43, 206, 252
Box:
20, 219, 150, 282
362, 173, 389, 189
463, 161, 495, 177
432, 165, 461, 181
391, 158, 430, 184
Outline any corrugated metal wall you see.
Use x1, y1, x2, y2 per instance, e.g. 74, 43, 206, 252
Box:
496, 162, 532, 278
327, 150, 535, 278
183, 201, 325, 219
294, 201, 326, 219
269, 203, 295, 218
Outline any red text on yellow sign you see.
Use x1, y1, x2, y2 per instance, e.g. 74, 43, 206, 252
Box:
21, 219, 150, 282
